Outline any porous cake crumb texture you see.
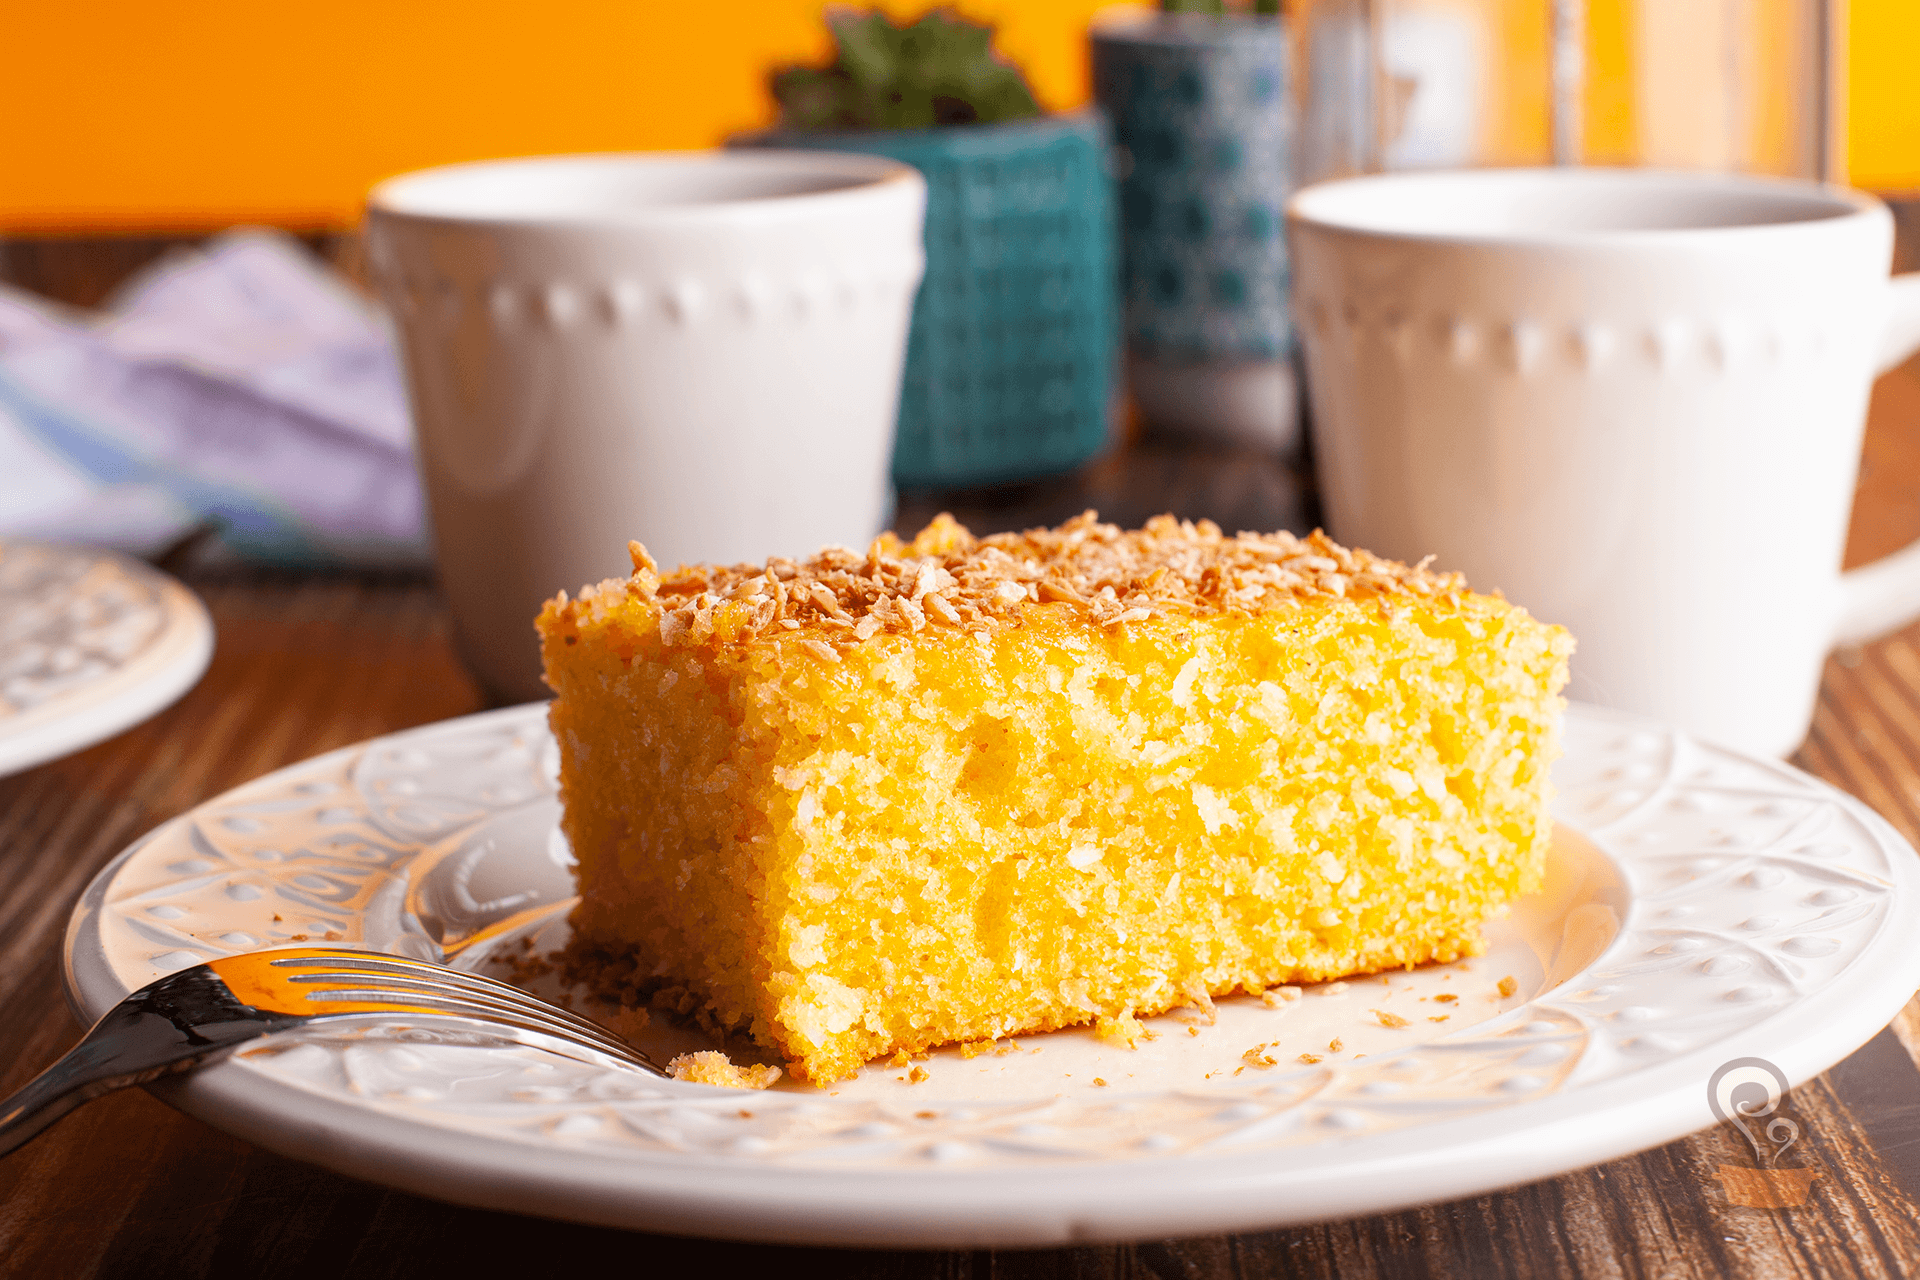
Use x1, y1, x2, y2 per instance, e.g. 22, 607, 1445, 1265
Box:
542, 513, 1571, 1083
666, 1050, 782, 1089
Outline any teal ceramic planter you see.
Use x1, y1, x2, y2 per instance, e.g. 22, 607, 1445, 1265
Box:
1092, 14, 1292, 363
1091, 13, 1300, 452
740, 113, 1118, 488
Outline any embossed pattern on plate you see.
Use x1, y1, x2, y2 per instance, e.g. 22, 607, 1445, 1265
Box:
62, 702, 1920, 1243
0, 540, 213, 776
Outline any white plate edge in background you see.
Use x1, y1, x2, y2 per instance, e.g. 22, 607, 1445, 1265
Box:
0, 541, 213, 777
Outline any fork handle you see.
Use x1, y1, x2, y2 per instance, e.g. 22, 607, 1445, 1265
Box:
0, 1004, 263, 1158
0, 1041, 206, 1156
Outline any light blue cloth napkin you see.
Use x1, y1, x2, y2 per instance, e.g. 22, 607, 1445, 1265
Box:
0, 230, 427, 566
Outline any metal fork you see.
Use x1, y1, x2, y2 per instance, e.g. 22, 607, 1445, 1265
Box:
0, 946, 665, 1157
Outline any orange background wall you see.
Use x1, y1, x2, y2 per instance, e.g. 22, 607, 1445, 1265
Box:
1849, 0, 1920, 190
1, 0, 1915, 234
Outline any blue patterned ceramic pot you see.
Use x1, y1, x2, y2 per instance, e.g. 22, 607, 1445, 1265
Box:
1091, 12, 1299, 451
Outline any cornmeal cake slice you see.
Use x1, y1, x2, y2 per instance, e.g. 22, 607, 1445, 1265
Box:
540, 513, 1571, 1083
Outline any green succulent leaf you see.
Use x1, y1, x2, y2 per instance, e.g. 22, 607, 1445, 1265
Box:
771, 7, 1042, 131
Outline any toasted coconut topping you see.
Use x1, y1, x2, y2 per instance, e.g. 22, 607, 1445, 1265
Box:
568, 512, 1470, 654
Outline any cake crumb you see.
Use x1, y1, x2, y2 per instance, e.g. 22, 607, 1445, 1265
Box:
667, 1050, 782, 1089
1179, 985, 1219, 1024
1298, 1053, 1322, 1064
324, 931, 344, 941
1095, 1010, 1147, 1048
1497, 976, 1518, 998
1260, 985, 1303, 1008
1242, 1042, 1279, 1068
908, 1065, 930, 1084
1187, 1025, 1201, 1037
1329, 1037, 1343, 1052
504, 944, 557, 986
959, 1039, 1001, 1059
1321, 982, 1349, 997
1372, 1009, 1410, 1028
604, 1006, 652, 1045
915, 1110, 937, 1119
1092, 1077, 1109, 1087
889, 1049, 912, 1068
1429, 1015, 1450, 1022
1434, 993, 1458, 1004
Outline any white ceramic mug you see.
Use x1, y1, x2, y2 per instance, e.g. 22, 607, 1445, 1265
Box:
366, 152, 926, 702
1288, 168, 1920, 758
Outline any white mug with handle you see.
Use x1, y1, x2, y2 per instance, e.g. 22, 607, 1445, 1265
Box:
1288, 168, 1920, 758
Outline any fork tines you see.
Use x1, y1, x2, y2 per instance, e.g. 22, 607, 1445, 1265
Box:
265, 953, 657, 1072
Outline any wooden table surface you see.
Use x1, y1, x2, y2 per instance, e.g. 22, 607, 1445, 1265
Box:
3, 240, 1920, 1278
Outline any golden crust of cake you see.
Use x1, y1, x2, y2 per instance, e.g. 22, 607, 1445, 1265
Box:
568, 511, 1468, 662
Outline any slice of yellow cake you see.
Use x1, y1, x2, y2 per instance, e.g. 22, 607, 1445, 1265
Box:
539, 512, 1571, 1083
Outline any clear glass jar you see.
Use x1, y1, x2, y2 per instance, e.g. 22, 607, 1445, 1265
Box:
1293, 0, 1843, 184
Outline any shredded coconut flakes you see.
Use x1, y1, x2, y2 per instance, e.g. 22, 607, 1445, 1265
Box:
574, 512, 1467, 657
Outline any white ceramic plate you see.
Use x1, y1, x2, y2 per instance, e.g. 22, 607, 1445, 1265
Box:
0, 540, 213, 777
63, 702, 1920, 1246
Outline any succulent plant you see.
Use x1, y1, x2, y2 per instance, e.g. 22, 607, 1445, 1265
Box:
770, 8, 1041, 131
1161, 0, 1282, 15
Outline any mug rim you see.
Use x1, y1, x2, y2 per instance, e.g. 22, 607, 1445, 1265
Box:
365, 149, 923, 228
1286, 167, 1884, 247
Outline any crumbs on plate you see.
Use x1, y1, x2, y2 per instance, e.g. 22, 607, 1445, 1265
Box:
668, 1050, 782, 1090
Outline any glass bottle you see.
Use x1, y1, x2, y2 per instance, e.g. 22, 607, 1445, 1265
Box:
1293, 0, 1845, 183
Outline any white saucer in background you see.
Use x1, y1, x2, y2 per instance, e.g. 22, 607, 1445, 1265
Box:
0, 540, 213, 777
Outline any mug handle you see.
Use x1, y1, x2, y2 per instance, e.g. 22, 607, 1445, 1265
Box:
1835, 273, 1920, 645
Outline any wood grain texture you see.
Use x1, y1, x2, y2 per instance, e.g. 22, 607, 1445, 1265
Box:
892, 432, 1320, 552
0, 233, 349, 310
